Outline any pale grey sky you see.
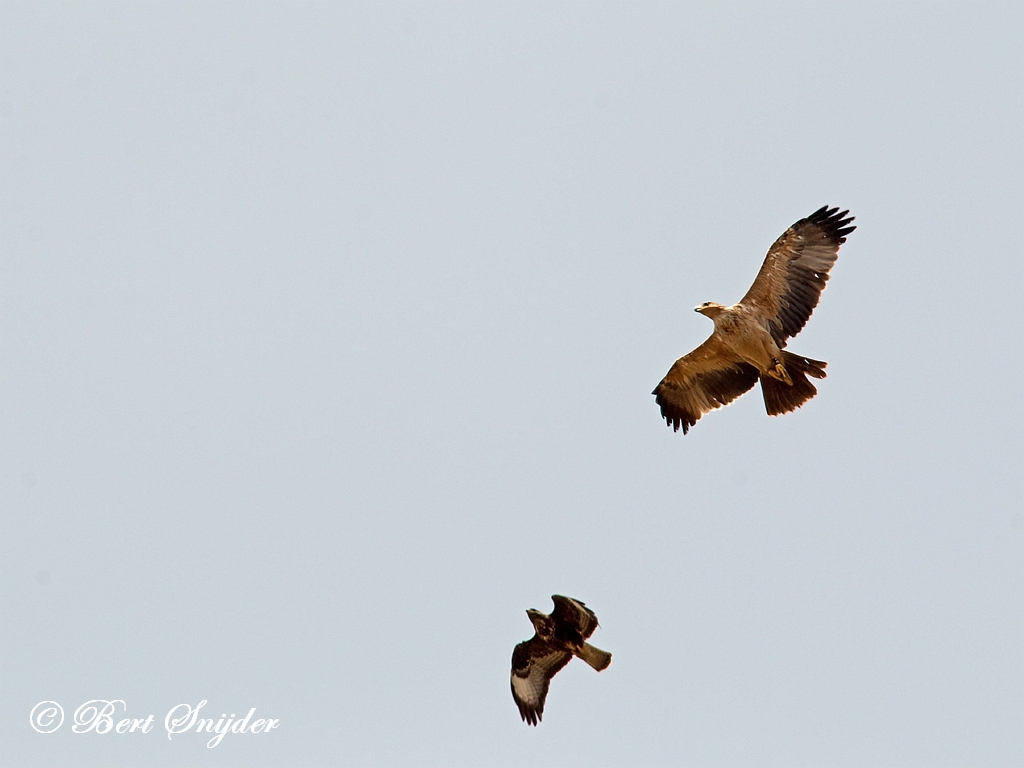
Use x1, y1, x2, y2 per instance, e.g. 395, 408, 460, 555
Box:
2, 3, 1022, 766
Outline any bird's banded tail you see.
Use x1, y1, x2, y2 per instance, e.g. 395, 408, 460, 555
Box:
761, 352, 827, 416
577, 643, 612, 672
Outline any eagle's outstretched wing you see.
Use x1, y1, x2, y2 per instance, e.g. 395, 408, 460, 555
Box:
510, 638, 572, 726
550, 595, 599, 640
653, 335, 761, 434
739, 206, 855, 347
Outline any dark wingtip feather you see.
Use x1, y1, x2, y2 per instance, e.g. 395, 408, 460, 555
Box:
653, 394, 693, 434
653, 387, 685, 433
808, 205, 856, 244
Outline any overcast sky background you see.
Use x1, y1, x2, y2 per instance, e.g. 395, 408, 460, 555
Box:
2, 3, 1022, 766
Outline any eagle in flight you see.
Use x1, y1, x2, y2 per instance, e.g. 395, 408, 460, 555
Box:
653, 205, 855, 434
510, 595, 612, 725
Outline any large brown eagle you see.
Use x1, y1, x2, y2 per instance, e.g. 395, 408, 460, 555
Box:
653, 205, 855, 434
510, 595, 612, 725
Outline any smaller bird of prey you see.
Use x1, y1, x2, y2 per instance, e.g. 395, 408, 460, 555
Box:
653, 205, 855, 434
510, 595, 612, 725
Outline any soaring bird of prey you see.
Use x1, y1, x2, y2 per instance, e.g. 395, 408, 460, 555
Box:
653, 206, 855, 434
510, 595, 612, 725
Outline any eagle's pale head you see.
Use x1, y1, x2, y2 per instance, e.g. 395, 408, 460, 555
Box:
695, 301, 726, 319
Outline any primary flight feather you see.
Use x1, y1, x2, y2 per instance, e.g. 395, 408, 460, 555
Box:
653, 206, 855, 434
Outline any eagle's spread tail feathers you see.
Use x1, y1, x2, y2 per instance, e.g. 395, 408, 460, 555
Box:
576, 643, 612, 672
761, 352, 827, 416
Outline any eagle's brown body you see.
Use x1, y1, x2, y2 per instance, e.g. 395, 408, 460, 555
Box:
702, 303, 789, 381
653, 206, 855, 434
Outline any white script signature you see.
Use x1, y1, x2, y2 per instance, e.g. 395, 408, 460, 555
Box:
30, 699, 279, 748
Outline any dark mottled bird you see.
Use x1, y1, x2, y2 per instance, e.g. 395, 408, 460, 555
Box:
653, 206, 855, 433
510, 595, 611, 725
